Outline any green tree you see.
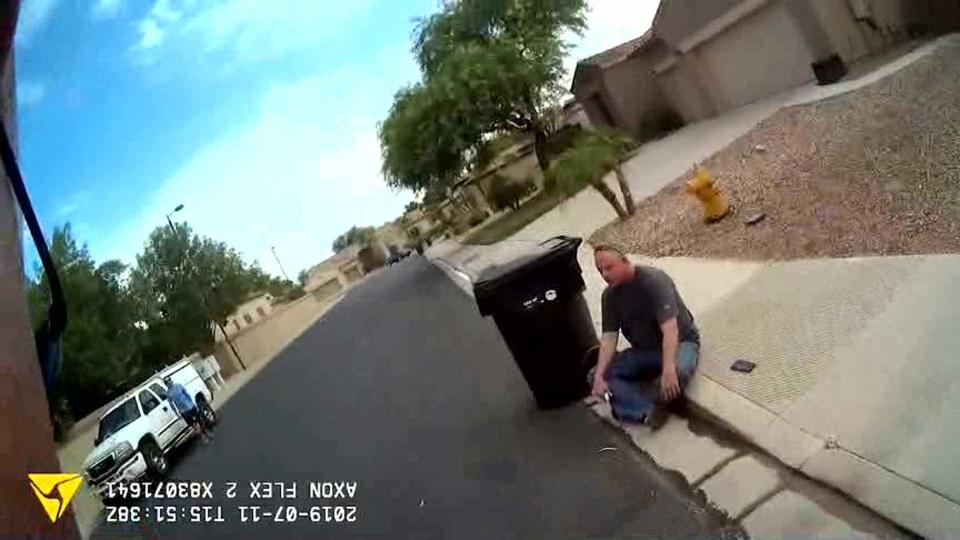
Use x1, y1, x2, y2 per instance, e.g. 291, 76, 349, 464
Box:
27, 222, 299, 439
244, 263, 305, 302
297, 268, 310, 286
127, 224, 254, 369
546, 129, 636, 219
26, 225, 142, 437
474, 131, 520, 172
403, 200, 422, 214
379, 0, 587, 194
331, 225, 377, 252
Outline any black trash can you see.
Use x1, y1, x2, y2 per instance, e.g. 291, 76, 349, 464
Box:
474, 236, 598, 408
812, 54, 847, 85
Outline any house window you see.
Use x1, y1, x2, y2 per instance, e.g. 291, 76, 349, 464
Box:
256, 307, 267, 318
243, 313, 254, 325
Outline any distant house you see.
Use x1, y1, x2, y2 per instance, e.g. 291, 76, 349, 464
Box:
454, 136, 541, 212
375, 221, 411, 256
301, 246, 366, 303
402, 207, 439, 241
451, 103, 590, 216
214, 292, 275, 341
571, 31, 677, 140
573, 0, 960, 129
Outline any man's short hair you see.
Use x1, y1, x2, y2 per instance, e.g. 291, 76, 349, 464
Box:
593, 244, 628, 262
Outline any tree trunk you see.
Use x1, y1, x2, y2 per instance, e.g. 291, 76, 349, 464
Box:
614, 166, 636, 215
591, 181, 629, 220
532, 125, 550, 172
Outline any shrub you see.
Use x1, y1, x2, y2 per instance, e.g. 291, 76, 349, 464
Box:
637, 109, 685, 142
467, 213, 486, 227
520, 175, 538, 197
488, 174, 532, 211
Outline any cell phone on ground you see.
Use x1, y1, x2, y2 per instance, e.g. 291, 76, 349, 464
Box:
730, 359, 756, 373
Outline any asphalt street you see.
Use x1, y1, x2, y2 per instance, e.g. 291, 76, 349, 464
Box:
93, 256, 737, 539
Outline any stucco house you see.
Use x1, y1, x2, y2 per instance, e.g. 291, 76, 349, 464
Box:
302, 246, 366, 303
573, 0, 960, 130
214, 292, 276, 340
571, 32, 680, 140
375, 220, 412, 256
402, 207, 440, 241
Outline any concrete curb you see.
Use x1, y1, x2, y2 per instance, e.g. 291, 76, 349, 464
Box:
426, 254, 475, 297
685, 373, 960, 538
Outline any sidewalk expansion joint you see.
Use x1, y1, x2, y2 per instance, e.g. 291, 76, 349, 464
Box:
692, 451, 748, 489
733, 486, 785, 523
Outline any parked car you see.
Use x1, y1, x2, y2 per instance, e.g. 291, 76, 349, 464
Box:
82, 359, 216, 499
387, 248, 414, 265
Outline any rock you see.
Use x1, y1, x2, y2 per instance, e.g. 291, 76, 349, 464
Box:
745, 212, 767, 225
754, 144, 767, 153
883, 180, 904, 192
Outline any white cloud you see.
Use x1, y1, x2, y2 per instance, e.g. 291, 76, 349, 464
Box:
55, 191, 90, 218
129, 0, 371, 67
149, 0, 183, 23
18, 80, 46, 106
16, 0, 60, 46
563, 0, 660, 87
97, 69, 412, 278
134, 18, 165, 50
91, 0, 124, 20
129, 0, 187, 59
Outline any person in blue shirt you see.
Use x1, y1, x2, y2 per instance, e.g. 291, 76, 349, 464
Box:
164, 377, 211, 443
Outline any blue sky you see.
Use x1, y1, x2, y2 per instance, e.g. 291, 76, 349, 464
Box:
15, 0, 657, 278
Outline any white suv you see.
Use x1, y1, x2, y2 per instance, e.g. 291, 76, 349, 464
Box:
82, 359, 216, 498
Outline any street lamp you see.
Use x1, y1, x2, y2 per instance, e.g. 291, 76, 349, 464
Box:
210, 284, 246, 371
159, 204, 246, 371
166, 203, 185, 233
271, 246, 290, 281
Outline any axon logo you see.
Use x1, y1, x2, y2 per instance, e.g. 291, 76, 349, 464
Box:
28, 473, 83, 523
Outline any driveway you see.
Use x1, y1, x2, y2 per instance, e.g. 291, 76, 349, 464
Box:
91, 257, 737, 539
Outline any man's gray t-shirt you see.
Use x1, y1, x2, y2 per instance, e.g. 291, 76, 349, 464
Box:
601, 265, 699, 350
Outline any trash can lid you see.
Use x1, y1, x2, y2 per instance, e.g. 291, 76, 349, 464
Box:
473, 236, 582, 297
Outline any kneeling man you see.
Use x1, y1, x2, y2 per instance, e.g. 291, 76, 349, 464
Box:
591, 245, 700, 426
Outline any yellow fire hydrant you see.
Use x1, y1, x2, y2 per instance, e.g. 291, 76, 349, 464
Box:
685, 165, 730, 222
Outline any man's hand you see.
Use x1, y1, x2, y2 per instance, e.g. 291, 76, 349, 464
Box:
659, 317, 681, 401
592, 374, 609, 398
660, 364, 680, 401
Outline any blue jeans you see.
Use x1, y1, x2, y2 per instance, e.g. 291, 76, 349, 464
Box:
601, 342, 699, 422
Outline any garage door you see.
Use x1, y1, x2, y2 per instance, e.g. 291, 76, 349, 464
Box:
698, 0, 814, 111
656, 64, 714, 123
312, 278, 342, 302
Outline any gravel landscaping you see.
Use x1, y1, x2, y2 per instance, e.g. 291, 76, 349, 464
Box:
591, 37, 960, 260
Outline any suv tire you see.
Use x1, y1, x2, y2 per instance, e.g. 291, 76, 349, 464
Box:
140, 440, 168, 479
197, 396, 218, 427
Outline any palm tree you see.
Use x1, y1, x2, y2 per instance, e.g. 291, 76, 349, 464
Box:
545, 129, 636, 219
